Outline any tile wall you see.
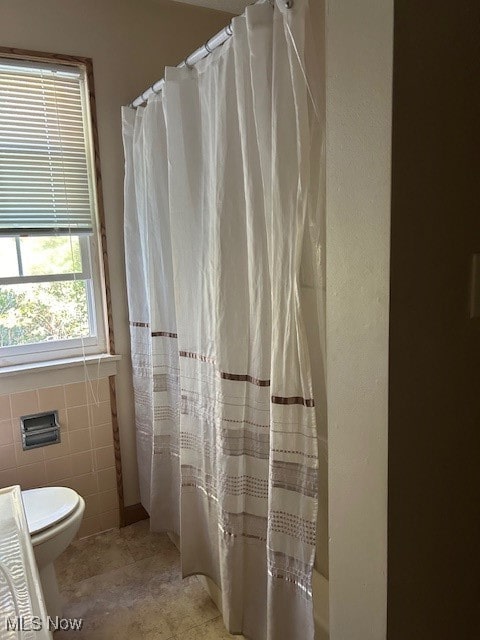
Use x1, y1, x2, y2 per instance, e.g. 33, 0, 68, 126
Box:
0, 377, 119, 538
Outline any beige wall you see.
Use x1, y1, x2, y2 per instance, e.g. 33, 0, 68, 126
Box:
325, 0, 393, 638
0, 0, 232, 506
388, 1, 480, 638
0, 379, 118, 538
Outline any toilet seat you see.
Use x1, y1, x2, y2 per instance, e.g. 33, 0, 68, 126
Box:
22, 487, 80, 536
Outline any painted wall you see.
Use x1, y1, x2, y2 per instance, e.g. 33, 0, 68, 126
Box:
388, 1, 480, 638
0, 0, 232, 506
325, 0, 393, 638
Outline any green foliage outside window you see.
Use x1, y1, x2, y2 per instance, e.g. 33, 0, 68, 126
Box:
0, 236, 90, 348
0, 281, 89, 347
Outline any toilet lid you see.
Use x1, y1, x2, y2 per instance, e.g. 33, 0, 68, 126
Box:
22, 487, 80, 535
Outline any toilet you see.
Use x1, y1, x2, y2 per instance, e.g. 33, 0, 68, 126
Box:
21, 487, 85, 618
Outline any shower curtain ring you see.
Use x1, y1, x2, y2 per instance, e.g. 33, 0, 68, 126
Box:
285, 0, 294, 7
204, 40, 213, 54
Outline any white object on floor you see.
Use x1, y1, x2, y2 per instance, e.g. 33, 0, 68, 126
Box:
0, 484, 52, 639
22, 487, 85, 619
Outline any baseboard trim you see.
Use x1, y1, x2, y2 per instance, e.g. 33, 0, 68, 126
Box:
123, 502, 149, 526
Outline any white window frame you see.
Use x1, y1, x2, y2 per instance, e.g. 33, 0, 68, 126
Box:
0, 55, 108, 367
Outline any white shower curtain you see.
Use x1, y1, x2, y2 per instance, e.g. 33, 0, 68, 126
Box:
123, 1, 323, 638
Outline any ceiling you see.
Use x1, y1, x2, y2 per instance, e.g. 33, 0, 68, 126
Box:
170, 0, 251, 14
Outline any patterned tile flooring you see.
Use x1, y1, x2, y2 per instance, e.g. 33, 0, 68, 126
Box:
54, 519, 243, 639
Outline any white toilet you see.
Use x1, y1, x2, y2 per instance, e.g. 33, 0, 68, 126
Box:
21, 487, 85, 618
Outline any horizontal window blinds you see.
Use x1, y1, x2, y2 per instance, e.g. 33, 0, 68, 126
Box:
0, 58, 94, 236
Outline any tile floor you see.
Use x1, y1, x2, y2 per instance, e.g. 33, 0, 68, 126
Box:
54, 519, 244, 639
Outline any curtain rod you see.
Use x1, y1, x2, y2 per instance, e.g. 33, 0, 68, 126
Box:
129, 0, 293, 109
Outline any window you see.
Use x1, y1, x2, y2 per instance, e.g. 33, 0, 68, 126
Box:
0, 54, 107, 366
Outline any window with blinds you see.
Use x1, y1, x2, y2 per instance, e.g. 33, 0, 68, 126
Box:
0, 54, 106, 365
0, 58, 94, 235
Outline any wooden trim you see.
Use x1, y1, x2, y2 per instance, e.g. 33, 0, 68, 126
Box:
82, 56, 124, 523
124, 503, 149, 527
0, 47, 125, 523
83, 58, 116, 358
0, 46, 91, 67
109, 375, 125, 527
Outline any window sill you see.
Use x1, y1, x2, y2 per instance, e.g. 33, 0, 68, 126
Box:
0, 354, 121, 394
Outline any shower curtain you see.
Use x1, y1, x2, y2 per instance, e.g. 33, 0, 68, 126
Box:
122, 1, 323, 638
